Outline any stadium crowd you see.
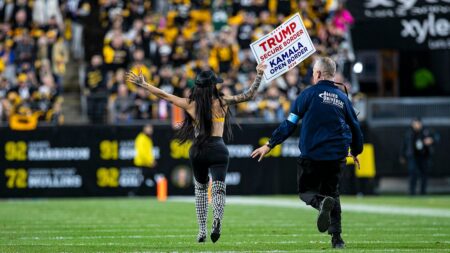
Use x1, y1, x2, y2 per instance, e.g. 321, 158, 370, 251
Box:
0, 0, 356, 126
84, 0, 356, 124
0, 0, 68, 129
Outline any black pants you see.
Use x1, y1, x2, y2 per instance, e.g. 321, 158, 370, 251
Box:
408, 156, 429, 195
297, 158, 345, 235
189, 137, 229, 184
129, 167, 162, 196
87, 94, 107, 124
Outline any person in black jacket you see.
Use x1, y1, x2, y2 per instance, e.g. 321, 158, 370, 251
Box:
84, 55, 107, 123
252, 57, 363, 249
401, 118, 434, 195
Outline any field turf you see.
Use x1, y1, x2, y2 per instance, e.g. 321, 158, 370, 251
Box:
1, 196, 449, 252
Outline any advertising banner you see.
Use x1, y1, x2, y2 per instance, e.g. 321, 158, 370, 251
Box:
0, 125, 300, 198
2, 124, 448, 197
347, 0, 450, 50
250, 13, 316, 82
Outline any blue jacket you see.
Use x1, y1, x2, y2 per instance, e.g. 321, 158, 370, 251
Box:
268, 80, 363, 161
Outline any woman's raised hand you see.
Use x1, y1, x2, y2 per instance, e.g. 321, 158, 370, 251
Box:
126, 70, 147, 88
256, 62, 267, 75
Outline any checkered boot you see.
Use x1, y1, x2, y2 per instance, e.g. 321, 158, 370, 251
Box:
211, 180, 226, 243
194, 179, 208, 242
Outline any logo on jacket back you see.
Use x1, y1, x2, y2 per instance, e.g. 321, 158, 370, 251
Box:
319, 91, 344, 109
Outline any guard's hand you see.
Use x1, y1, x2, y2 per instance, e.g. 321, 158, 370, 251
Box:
256, 62, 267, 75
251, 144, 271, 162
399, 156, 406, 165
424, 137, 433, 146
348, 154, 360, 169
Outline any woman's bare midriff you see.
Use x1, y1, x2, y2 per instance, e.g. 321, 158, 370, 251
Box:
186, 99, 227, 137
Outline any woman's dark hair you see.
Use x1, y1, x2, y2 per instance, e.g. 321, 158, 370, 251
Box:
175, 71, 233, 146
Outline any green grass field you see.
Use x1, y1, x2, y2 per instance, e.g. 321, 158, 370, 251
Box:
1, 196, 450, 252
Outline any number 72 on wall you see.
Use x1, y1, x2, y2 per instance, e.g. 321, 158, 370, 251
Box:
4, 168, 28, 189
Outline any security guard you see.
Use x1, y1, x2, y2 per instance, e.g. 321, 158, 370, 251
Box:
134, 124, 160, 194
252, 57, 363, 249
134, 124, 156, 169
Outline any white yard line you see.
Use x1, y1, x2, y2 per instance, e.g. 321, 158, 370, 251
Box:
37, 250, 450, 253
14, 233, 450, 241
91, 251, 450, 253
7, 239, 450, 244
169, 197, 450, 218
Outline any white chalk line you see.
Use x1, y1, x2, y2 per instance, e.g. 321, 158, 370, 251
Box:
0, 223, 162, 228
170, 197, 450, 218
103, 251, 450, 253
154, 251, 447, 253
2, 228, 447, 236
3, 240, 449, 245
2, 222, 447, 232
89, 251, 450, 253
1, 225, 447, 234
10, 232, 450, 241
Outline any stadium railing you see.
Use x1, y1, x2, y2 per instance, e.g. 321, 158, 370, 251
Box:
367, 97, 450, 127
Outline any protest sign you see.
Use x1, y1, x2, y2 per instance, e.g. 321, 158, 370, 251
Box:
250, 13, 316, 82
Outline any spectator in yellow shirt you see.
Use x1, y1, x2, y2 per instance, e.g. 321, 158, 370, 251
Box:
209, 28, 240, 74
134, 124, 163, 195
134, 124, 156, 169
103, 36, 130, 71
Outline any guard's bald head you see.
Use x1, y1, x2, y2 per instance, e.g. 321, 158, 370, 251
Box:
313, 57, 336, 83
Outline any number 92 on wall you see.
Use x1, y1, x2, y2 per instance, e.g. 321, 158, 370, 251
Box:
96, 167, 145, 188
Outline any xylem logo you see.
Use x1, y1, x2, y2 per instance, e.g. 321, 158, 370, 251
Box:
401, 14, 450, 43
365, 0, 450, 10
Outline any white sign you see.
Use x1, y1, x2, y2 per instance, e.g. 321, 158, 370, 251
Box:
250, 13, 316, 82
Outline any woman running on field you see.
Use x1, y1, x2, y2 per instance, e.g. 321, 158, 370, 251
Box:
127, 63, 266, 243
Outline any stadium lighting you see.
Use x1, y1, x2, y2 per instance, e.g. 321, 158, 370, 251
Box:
353, 62, 363, 74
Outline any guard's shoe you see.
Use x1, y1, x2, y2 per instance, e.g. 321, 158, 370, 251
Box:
331, 233, 345, 249
210, 218, 221, 243
197, 235, 206, 243
317, 197, 335, 233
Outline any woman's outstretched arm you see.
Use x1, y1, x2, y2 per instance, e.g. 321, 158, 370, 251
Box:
222, 63, 267, 105
127, 71, 190, 110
